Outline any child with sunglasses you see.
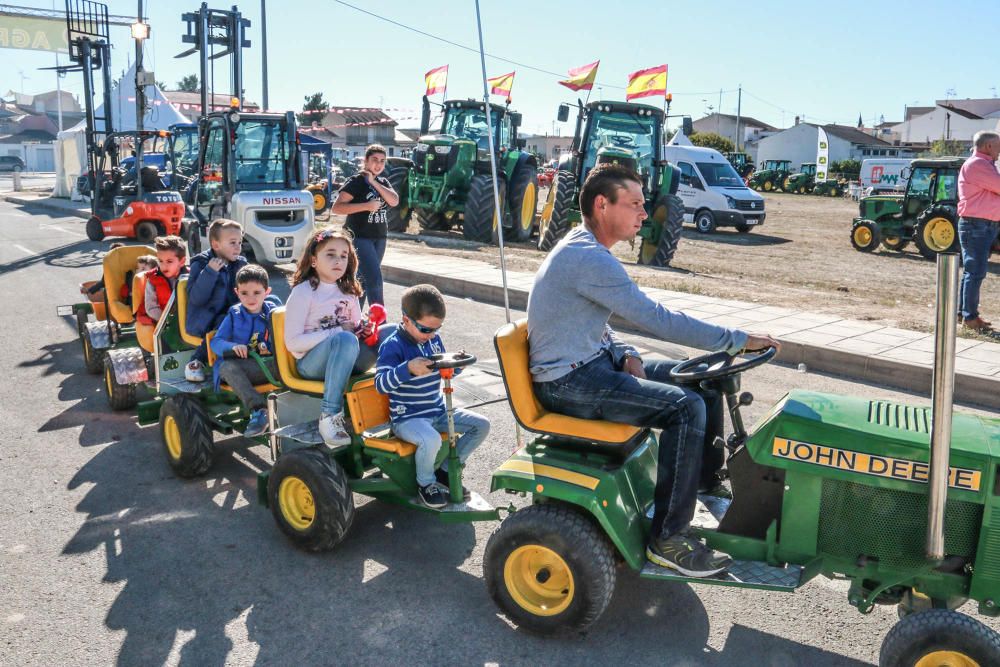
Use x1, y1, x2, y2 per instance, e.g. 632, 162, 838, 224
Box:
374, 284, 490, 508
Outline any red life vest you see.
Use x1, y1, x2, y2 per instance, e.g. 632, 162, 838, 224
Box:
136, 268, 185, 325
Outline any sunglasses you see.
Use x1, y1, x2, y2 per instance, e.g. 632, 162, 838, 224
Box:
403, 309, 441, 334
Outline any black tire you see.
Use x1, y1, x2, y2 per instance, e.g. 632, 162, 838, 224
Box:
463, 174, 505, 243
187, 221, 203, 255
735, 223, 751, 233
81, 330, 104, 374
103, 357, 137, 410
879, 609, 1000, 667
135, 221, 158, 244
268, 447, 355, 552
915, 205, 959, 259
385, 167, 411, 233
538, 170, 575, 251
160, 395, 215, 478
416, 209, 450, 232
851, 220, 881, 252
485, 503, 616, 635
75, 309, 89, 337
86, 216, 104, 242
881, 234, 910, 252
638, 194, 684, 268
694, 209, 716, 234
508, 163, 539, 242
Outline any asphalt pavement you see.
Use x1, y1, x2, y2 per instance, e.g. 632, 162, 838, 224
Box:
1, 199, 998, 666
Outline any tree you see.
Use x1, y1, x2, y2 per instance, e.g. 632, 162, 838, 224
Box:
156, 80, 168, 91
299, 92, 329, 126
831, 159, 860, 177
176, 74, 199, 92
688, 131, 734, 154
929, 139, 968, 157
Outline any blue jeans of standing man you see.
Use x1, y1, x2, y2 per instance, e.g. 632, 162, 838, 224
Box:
392, 409, 491, 487
296, 330, 360, 415
354, 236, 387, 308
534, 352, 713, 540
959, 217, 999, 320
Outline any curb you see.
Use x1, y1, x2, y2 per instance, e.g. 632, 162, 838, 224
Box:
2, 195, 89, 220
382, 263, 1000, 411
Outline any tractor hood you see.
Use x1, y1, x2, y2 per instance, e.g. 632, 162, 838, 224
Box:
417, 133, 459, 147
747, 390, 997, 496
861, 194, 904, 204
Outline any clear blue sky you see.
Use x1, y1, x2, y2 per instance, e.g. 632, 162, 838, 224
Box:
6, 0, 1000, 135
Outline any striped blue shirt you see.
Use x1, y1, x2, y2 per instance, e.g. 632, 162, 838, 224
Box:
374, 329, 450, 423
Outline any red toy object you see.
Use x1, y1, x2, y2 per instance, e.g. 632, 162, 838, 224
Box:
364, 304, 387, 346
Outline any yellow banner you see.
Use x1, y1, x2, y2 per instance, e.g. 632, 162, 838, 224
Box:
0, 15, 69, 54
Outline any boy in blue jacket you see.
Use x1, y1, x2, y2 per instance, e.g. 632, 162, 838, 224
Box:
185, 218, 247, 382
374, 284, 490, 508
210, 265, 280, 437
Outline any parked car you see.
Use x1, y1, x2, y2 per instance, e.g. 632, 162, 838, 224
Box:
663, 144, 766, 233
0, 155, 25, 172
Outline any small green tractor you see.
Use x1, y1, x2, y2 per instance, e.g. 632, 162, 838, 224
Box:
749, 159, 792, 192
393, 96, 538, 244
537, 100, 683, 268
784, 163, 816, 194
725, 151, 755, 179
851, 158, 962, 258
813, 176, 846, 198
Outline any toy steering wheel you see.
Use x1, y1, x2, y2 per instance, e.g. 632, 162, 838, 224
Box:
669, 346, 777, 383
428, 351, 477, 370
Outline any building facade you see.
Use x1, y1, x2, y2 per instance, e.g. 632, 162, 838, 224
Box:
755, 122, 912, 172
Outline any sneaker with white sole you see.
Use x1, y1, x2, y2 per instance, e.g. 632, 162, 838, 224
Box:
418, 482, 448, 509
318, 411, 351, 446
243, 409, 268, 437
184, 360, 206, 383
646, 532, 733, 577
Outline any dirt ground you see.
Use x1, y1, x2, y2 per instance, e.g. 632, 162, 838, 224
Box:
324, 192, 1000, 336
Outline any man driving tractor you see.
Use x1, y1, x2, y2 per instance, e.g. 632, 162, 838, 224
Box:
526, 164, 780, 577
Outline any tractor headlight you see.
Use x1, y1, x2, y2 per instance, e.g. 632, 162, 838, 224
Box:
724, 195, 736, 209
434, 145, 451, 154
416, 143, 429, 152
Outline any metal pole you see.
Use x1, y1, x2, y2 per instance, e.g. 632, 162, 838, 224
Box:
735, 85, 742, 153
260, 0, 268, 111
199, 3, 209, 119
232, 5, 243, 109
135, 0, 144, 200
926, 252, 959, 561
55, 54, 63, 132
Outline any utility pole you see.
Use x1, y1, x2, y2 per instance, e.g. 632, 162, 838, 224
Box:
260, 0, 268, 110
134, 0, 147, 200
735, 85, 742, 152
717, 88, 722, 135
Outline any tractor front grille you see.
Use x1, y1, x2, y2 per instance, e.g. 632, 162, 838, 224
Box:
868, 401, 931, 434
413, 146, 454, 176
817, 478, 981, 569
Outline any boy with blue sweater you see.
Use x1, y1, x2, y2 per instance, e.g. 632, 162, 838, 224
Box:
210, 265, 280, 437
375, 284, 490, 508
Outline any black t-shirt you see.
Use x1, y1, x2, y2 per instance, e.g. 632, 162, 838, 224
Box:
339, 173, 392, 239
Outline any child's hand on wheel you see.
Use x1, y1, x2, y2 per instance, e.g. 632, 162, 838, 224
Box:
408, 357, 433, 376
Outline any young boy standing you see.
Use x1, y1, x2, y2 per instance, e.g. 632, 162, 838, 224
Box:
374, 284, 490, 508
209, 265, 280, 437
185, 219, 248, 382
137, 236, 188, 325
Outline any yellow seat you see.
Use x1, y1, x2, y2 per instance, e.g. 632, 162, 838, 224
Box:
175, 275, 203, 349
132, 272, 155, 353
103, 245, 154, 324
493, 319, 641, 445
271, 306, 326, 395
205, 330, 279, 393
344, 377, 448, 458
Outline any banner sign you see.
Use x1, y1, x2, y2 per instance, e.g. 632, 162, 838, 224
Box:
0, 15, 69, 54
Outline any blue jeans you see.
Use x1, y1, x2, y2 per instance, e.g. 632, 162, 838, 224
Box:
534, 352, 721, 540
295, 330, 360, 415
959, 217, 999, 320
354, 236, 387, 308
392, 409, 490, 487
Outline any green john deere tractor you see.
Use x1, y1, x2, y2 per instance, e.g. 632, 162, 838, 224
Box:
851, 158, 962, 258
784, 163, 816, 194
749, 159, 792, 192
537, 100, 683, 268
395, 96, 538, 243
725, 151, 755, 179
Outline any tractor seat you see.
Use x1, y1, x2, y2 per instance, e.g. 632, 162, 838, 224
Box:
131, 272, 155, 353
103, 244, 155, 324
494, 319, 647, 458
204, 330, 280, 394
175, 276, 203, 349
271, 307, 326, 395
345, 377, 447, 458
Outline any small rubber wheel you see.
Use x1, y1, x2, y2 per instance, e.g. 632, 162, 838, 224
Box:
86, 216, 104, 242
879, 609, 1000, 667
104, 356, 137, 410
160, 395, 215, 478
268, 447, 355, 552
135, 221, 158, 244
81, 330, 104, 374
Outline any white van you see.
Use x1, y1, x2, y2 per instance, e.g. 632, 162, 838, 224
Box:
860, 158, 910, 194
662, 145, 766, 233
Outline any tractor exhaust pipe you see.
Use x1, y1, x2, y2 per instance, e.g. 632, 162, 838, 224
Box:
926, 252, 959, 562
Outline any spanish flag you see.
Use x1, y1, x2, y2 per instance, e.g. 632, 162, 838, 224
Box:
487, 71, 515, 97
558, 60, 600, 92
425, 65, 448, 96
626, 64, 668, 101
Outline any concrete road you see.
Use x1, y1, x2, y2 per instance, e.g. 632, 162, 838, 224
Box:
1, 199, 998, 666
0, 172, 57, 193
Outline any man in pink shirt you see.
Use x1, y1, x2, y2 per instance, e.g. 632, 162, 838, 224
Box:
957, 131, 1000, 331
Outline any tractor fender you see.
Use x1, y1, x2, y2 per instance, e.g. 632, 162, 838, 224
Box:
658, 162, 680, 196
106, 346, 148, 385
506, 152, 537, 195
85, 320, 113, 351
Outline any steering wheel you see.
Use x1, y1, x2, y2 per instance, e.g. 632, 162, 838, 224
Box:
669, 347, 777, 383
428, 351, 477, 370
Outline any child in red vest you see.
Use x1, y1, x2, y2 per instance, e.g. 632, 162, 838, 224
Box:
137, 236, 188, 325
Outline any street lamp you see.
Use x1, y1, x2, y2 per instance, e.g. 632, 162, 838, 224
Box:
131, 21, 150, 40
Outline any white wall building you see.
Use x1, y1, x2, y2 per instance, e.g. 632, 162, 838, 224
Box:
890, 104, 999, 148
755, 122, 912, 172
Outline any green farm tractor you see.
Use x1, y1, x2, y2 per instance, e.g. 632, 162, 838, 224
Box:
537, 100, 683, 267
813, 176, 846, 198
484, 260, 1000, 664
396, 96, 538, 244
784, 163, 816, 194
749, 159, 792, 192
725, 151, 755, 179
851, 158, 962, 258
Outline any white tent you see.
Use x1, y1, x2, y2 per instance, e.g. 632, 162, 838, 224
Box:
54, 63, 189, 197
667, 130, 693, 146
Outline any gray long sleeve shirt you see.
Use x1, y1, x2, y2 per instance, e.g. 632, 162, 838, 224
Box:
527, 226, 748, 382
